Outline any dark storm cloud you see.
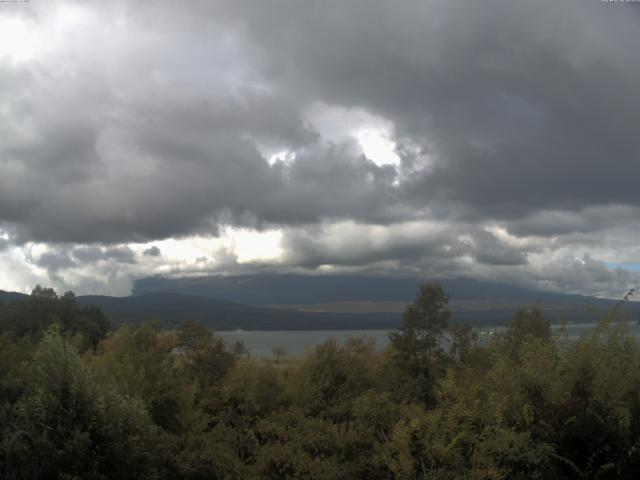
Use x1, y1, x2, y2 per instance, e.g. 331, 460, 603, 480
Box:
33, 250, 76, 273
29, 245, 137, 274
529, 254, 640, 297
505, 206, 640, 237
6, 0, 638, 242
72, 246, 137, 264
0, 58, 398, 243
468, 230, 528, 267
221, 0, 640, 228
2, 0, 640, 296
143, 246, 161, 257
280, 224, 462, 269
279, 222, 527, 270
267, 141, 400, 224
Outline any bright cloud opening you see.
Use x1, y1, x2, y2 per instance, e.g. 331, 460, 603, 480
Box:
354, 128, 400, 166
225, 227, 283, 263
0, 16, 40, 62
304, 102, 400, 167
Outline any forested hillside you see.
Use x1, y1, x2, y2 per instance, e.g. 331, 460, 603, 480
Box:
133, 274, 616, 307
5, 275, 634, 331
77, 292, 400, 330
133, 274, 639, 326
2, 284, 640, 479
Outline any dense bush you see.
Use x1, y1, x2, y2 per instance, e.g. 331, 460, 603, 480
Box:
2, 284, 640, 479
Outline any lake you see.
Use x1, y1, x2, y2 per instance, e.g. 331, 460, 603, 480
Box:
219, 322, 640, 358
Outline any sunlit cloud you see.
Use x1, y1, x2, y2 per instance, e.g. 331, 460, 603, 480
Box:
1, 1, 639, 297
0, 16, 40, 62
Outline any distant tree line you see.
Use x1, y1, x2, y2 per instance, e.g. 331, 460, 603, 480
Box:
1, 283, 640, 478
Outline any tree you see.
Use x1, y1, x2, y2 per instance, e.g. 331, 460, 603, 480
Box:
177, 321, 237, 399
271, 345, 287, 363
502, 306, 551, 358
388, 282, 450, 405
13, 326, 164, 479
390, 282, 450, 362
93, 323, 196, 433
232, 340, 249, 358
31, 285, 57, 299
0, 287, 111, 349
449, 322, 478, 363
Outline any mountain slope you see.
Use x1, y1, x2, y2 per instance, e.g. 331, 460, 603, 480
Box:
0, 290, 28, 303
77, 292, 399, 330
131, 274, 639, 326
133, 274, 625, 309
3, 274, 637, 331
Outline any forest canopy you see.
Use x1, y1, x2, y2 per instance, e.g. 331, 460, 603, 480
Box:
1, 283, 640, 479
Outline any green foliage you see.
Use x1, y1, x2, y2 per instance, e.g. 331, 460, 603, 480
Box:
502, 305, 551, 358
293, 337, 377, 424
449, 322, 479, 363
389, 282, 450, 405
177, 321, 238, 402
4, 326, 164, 479
92, 323, 198, 433
0, 286, 111, 349
390, 282, 450, 363
3, 284, 640, 479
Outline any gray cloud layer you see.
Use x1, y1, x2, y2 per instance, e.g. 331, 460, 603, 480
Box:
1, 0, 640, 296
221, 0, 640, 224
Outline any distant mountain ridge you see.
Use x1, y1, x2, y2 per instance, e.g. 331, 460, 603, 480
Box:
132, 274, 638, 326
133, 274, 619, 308
0, 289, 399, 330
76, 293, 401, 330
0, 290, 28, 304
2, 275, 637, 331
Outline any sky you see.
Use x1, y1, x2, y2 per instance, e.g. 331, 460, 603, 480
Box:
1, 0, 640, 297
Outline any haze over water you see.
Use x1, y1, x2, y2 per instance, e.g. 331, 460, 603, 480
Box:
220, 322, 640, 358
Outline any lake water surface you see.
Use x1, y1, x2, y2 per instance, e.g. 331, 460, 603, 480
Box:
219, 322, 640, 358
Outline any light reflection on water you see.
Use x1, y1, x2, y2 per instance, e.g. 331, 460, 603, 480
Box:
218, 322, 640, 358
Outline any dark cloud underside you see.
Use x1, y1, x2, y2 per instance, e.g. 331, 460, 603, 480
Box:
1, 0, 639, 296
